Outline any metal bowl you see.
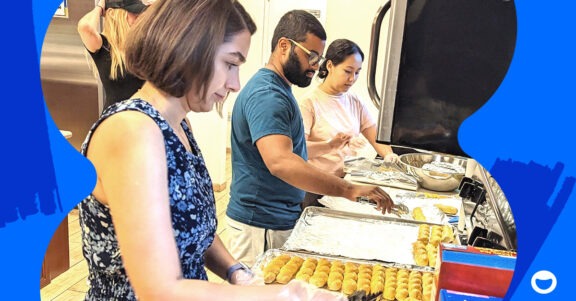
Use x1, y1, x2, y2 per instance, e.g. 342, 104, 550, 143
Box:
397, 153, 467, 192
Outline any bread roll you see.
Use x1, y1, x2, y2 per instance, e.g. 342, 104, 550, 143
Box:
305, 258, 318, 265
434, 203, 458, 215
410, 288, 423, 300
301, 261, 317, 271
327, 278, 342, 291
442, 225, 455, 243
344, 272, 358, 281
371, 282, 384, 294
275, 272, 292, 284
344, 262, 358, 273
309, 274, 327, 288
299, 267, 314, 276
422, 272, 434, 286
423, 286, 432, 301
429, 234, 442, 246
330, 260, 343, 267
328, 272, 344, 282
263, 264, 282, 275
359, 282, 371, 294
397, 269, 409, 278
342, 279, 357, 295
358, 271, 372, 281
313, 271, 329, 280
264, 272, 276, 284
330, 266, 344, 274
358, 264, 372, 272
412, 207, 426, 221
397, 281, 409, 290
289, 256, 305, 265
315, 265, 331, 274
408, 282, 422, 291
385, 274, 397, 284
409, 277, 422, 286
294, 272, 311, 282
383, 286, 396, 300
372, 271, 385, 283
395, 287, 409, 300
317, 258, 330, 267
275, 254, 291, 264
279, 264, 298, 275
357, 278, 371, 288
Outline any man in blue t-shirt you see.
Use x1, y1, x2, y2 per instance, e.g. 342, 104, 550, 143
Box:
226, 10, 394, 267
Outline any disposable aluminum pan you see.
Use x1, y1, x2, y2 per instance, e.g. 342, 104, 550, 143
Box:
253, 248, 434, 282
282, 207, 447, 266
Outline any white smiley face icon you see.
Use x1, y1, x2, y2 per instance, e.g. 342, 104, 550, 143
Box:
531, 270, 557, 294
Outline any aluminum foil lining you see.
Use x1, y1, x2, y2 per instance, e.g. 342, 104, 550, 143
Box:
344, 158, 419, 191
283, 207, 436, 265
319, 186, 462, 225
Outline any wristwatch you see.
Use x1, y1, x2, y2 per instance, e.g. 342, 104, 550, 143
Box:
226, 262, 252, 283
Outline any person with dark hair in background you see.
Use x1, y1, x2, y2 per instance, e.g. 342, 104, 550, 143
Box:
298, 39, 398, 208
227, 10, 394, 268
77, 0, 344, 300
78, 0, 149, 110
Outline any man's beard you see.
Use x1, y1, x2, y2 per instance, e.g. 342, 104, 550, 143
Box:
283, 50, 314, 88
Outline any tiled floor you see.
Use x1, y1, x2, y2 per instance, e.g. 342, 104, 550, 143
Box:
40, 152, 232, 300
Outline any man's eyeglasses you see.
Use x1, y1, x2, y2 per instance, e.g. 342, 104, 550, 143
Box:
287, 38, 326, 67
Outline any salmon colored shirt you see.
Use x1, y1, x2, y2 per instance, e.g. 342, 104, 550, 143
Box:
299, 88, 375, 176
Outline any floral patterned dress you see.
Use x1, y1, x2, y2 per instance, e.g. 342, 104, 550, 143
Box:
78, 99, 217, 300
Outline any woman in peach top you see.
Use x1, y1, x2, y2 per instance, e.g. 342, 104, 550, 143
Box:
299, 39, 397, 208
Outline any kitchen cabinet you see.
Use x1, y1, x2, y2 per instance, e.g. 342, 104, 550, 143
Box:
40, 216, 69, 288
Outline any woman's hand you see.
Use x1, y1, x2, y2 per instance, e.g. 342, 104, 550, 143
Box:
328, 133, 351, 150
347, 136, 367, 150
229, 267, 264, 285
278, 280, 347, 301
383, 152, 399, 163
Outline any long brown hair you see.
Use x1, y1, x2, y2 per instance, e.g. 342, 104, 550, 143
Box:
125, 0, 256, 100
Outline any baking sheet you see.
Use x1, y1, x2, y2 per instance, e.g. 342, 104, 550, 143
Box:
318, 187, 462, 224
253, 248, 435, 298
253, 248, 432, 275
282, 207, 435, 265
318, 196, 447, 224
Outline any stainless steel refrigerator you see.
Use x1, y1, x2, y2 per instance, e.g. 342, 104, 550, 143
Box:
368, 0, 517, 157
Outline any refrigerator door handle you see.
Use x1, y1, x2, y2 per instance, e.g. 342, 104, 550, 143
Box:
367, 1, 391, 109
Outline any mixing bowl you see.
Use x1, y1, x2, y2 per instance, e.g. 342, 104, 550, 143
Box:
397, 153, 468, 192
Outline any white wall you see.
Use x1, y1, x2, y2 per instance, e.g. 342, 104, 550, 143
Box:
191, 0, 391, 187
227, 0, 391, 146
322, 0, 391, 118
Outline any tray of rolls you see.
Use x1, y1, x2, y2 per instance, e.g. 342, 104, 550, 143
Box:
282, 207, 456, 267
254, 248, 436, 300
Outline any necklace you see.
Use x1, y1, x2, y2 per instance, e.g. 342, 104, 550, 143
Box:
267, 63, 290, 85
268, 63, 281, 74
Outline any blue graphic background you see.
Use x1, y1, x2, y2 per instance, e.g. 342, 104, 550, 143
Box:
0, 0, 573, 300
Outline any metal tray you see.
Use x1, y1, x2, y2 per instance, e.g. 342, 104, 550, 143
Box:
318, 195, 450, 224
283, 207, 447, 266
253, 248, 435, 297
253, 249, 432, 274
